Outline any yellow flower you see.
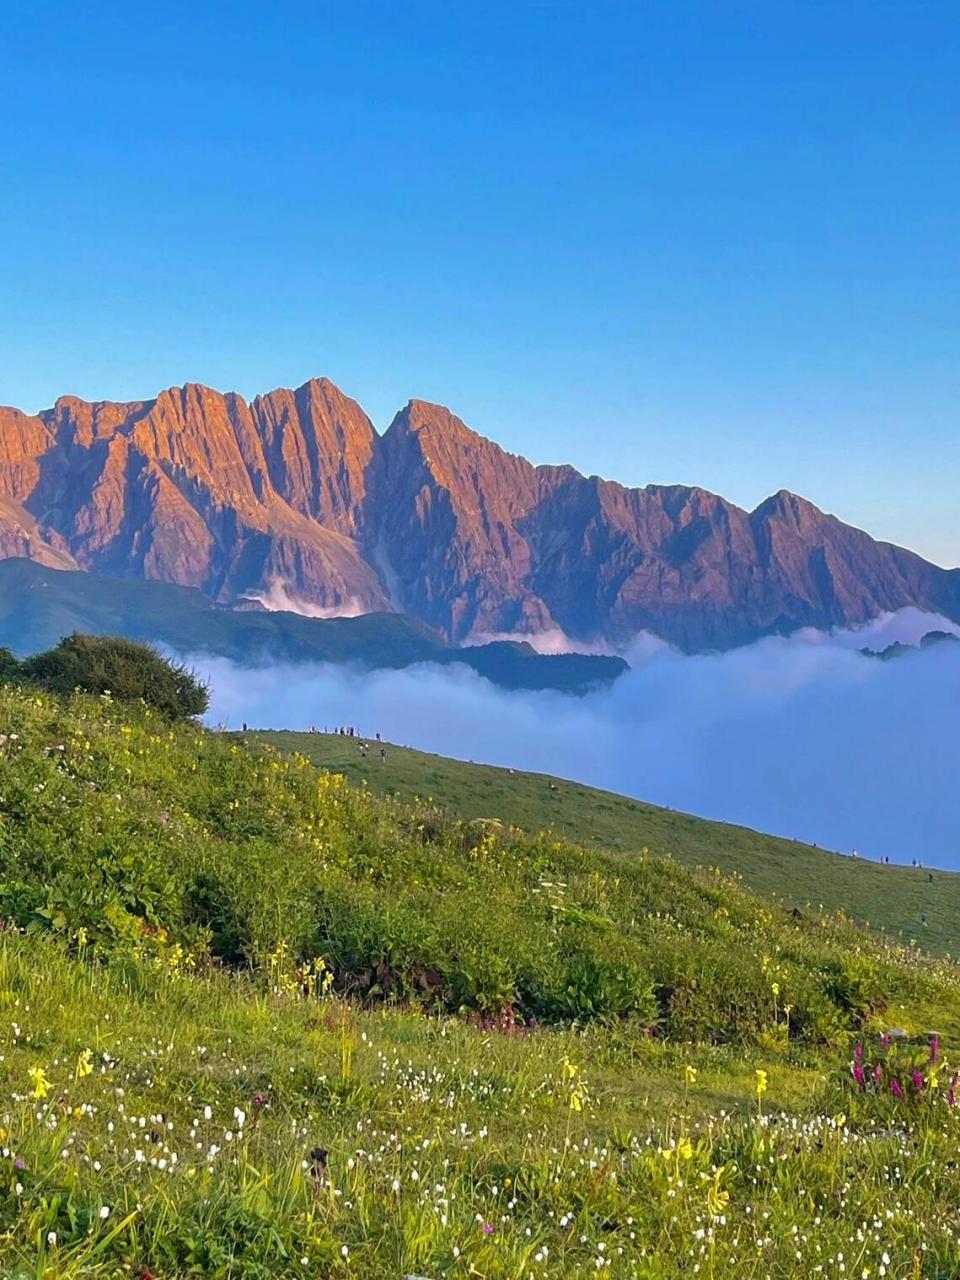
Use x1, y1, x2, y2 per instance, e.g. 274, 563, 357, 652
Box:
562, 1056, 578, 1081
75, 1048, 93, 1080
755, 1069, 768, 1096
684, 1064, 698, 1086
569, 1092, 582, 1113
28, 1066, 51, 1099
677, 1136, 693, 1161
706, 1166, 730, 1216
771, 982, 780, 998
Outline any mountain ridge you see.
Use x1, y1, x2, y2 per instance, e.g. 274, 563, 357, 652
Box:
1, 377, 957, 651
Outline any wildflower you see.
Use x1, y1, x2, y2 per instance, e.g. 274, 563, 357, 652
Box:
755, 1069, 768, 1096
684, 1064, 697, 1086
911, 1069, 924, 1092
930, 1035, 940, 1064
99, 1205, 110, 1220
28, 1066, 51, 1100
890, 1077, 904, 1099
482, 1222, 495, 1235
852, 1064, 866, 1088
76, 1048, 94, 1079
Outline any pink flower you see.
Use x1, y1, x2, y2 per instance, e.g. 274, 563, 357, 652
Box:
930, 1036, 940, 1065
911, 1070, 924, 1092
852, 1064, 866, 1088
482, 1223, 495, 1235
890, 1077, 903, 1099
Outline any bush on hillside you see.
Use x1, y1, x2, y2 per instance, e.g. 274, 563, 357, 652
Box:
0, 646, 19, 681
17, 633, 208, 720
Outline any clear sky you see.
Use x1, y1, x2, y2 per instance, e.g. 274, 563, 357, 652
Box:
1, 1, 958, 566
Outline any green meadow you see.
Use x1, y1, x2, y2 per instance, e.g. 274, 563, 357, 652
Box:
254, 730, 959, 957
0, 685, 957, 1277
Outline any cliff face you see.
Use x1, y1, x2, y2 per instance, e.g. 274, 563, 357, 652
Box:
0, 378, 957, 651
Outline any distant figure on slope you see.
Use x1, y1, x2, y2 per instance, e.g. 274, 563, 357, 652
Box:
380, 747, 386, 763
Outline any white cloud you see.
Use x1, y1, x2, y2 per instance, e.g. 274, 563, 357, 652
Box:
184, 609, 960, 868
241, 579, 368, 620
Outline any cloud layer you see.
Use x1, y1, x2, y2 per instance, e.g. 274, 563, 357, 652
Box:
189, 610, 960, 869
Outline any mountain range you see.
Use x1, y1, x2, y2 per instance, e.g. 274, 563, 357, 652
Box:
1, 377, 957, 651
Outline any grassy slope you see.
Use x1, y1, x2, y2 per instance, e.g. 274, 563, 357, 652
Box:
4, 932, 957, 1279
255, 730, 960, 955
2, 690, 960, 1274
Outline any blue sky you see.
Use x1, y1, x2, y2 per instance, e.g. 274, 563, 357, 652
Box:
1, 1, 958, 565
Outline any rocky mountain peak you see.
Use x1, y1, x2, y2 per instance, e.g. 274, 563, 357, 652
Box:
0, 376, 957, 650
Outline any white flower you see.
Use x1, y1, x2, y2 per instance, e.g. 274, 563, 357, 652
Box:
47, 1232, 57, 1246
99, 1206, 110, 1219
233, 1107, 246, 1129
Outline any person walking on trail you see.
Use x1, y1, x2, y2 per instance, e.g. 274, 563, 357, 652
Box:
380, 747, 386, 763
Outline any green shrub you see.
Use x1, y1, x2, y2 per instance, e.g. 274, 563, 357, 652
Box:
18, 632, 209, 719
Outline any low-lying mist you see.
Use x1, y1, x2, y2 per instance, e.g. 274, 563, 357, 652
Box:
187, 609, 960, 868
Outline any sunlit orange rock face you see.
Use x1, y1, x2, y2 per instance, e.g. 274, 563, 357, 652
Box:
0, 378, 957, 649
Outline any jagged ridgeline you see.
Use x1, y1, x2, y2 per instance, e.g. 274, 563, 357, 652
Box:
0, 677, 951, 1043
1, 379, 959, 650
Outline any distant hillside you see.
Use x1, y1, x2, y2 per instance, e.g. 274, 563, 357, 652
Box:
256, 730, 960, 956
864, 629, 960, 660
0, 559, 626, 693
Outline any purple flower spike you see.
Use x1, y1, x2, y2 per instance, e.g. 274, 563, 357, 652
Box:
890, 1077, 903, 1099
854, 1043, 863, 1062
912, 1070, 925, 1092
930, 1036, 940, 1065
853, 1064, 866, 1088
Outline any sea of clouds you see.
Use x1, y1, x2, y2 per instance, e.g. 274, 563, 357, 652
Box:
186, 608, 960, 868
